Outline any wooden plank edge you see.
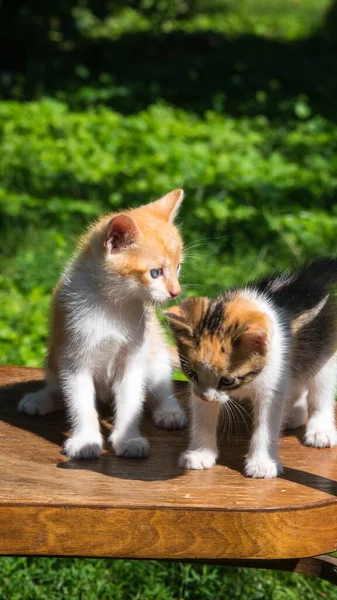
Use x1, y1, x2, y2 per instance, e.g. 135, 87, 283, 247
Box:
1, 504, 337, 560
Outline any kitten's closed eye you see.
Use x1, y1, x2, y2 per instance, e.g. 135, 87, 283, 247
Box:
219, 376, 235, 388
218, 370, 261, 390
237, 369, 262, 380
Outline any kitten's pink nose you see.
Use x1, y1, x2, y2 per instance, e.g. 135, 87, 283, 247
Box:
169, 285, 180, 298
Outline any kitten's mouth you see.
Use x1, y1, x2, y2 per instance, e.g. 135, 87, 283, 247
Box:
150, 295, 171, 305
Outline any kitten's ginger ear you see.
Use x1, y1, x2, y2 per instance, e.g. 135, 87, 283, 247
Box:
164, 305, 192, 336
234, 310, 270, 355
149, 189, 184, 222
105, 214, 140, 253
237, 328, 269, 355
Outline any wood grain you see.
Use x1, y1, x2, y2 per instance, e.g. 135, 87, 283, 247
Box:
1, 366, 337, 559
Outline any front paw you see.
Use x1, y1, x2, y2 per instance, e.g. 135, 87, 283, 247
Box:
304, 426, 337, 448
18, 390, 60, 416
179, 449, 217, 470
244, 455, 282, 479
111, 435, 150, 458
153, 402, 187, 430
63, 433, 103, 460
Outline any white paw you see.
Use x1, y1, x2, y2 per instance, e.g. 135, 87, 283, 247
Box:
18, 389, 60, 416
179, 449, 217, 470
244, 456, 282, 479
63, 434, 103, 459
112, 436, 149, 458
304, 427, 337, 448
153, 402, 187, 430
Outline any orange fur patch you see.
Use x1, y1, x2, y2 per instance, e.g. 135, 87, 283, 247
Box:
167, 293, 271, 383
225, 296, 271, 337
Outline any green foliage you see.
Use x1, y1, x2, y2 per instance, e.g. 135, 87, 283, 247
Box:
0, 558, 337, 600
85, 0, 330, 40
1, 0, 336, 121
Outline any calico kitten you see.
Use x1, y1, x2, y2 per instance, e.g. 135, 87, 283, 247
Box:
18, 190, 187, 459
165, 258, 337, 478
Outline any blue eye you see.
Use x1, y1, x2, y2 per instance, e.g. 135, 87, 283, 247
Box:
150, 268, 163, 279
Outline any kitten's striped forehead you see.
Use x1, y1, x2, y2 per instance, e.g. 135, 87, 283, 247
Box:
197, 298, 225, 338
193, 293, 269, 338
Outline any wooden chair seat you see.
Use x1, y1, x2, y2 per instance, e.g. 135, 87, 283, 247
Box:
1, 365, 337, 584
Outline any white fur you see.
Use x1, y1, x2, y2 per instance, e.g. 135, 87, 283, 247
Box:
239, 290, 289, 478
179, 397, 220, 470
283, 385, 308, 430
19, 251, 186, 459
304, 354, 337, 448
179, 448, 217, 470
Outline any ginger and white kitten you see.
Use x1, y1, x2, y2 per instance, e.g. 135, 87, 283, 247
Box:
19, 189, 187, 459
165, 258, 337, 478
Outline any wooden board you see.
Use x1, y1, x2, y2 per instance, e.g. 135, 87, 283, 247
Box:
1, 365, 337, 560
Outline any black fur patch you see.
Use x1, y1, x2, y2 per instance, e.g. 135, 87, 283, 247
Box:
199, 298, 225, 338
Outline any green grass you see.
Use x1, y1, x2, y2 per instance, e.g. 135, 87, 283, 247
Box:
1, 558, 337, 600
